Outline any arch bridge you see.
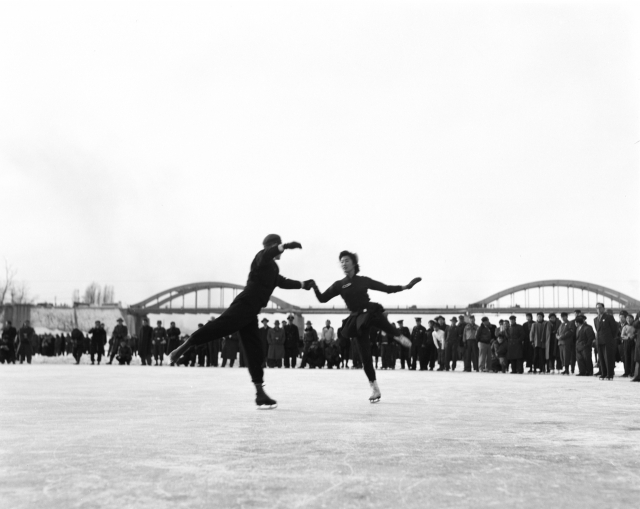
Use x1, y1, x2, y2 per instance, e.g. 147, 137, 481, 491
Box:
468, 279, 640, 314
126, 279, 640, 332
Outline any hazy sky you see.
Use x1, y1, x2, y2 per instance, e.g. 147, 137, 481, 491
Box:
1, 0, 639, 312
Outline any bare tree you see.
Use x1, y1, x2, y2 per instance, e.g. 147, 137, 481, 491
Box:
103, 285, 115, 304
10, 281, 33, 304
84, 282, 102, 305
0, 259, 17, 304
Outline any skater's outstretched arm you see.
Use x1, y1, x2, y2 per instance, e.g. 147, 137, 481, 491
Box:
257, 241, 303, 265
366, 277, 421, 294
312, 282, 341, 303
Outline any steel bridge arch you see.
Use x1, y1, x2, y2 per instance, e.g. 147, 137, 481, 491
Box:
471, 279, 640, 308
129, 282, 301, 313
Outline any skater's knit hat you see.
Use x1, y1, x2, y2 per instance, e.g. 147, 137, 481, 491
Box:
263, 234, 282, 246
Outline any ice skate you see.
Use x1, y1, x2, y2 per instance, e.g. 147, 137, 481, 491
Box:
255, 384, 278, 410
393, 335, 411, 348
369, 380, 381, 403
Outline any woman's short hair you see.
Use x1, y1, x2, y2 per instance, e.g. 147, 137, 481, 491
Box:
338, 250, 360, 274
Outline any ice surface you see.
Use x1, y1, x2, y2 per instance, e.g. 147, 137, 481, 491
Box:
1, 364, 639, 509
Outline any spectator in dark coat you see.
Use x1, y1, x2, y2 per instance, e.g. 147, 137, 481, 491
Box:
476, 318, 493, 372
522, 313, 535, 372
222, 332, 240, 367
575, 315, 595, 376
283, 315, 300, 368
266, 321, 285, 368
556, 312, 576, 375
507, 316, 525, 374
444, 317, 462, 371
299, 321, 319, 368
137, 318, 153, 366
258, 319, 270, 367
530, 313, 551, 374
410, 318, 428, 370
594, 303, 619, 380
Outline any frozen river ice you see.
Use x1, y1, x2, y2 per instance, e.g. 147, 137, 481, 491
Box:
1, 363, 639, 508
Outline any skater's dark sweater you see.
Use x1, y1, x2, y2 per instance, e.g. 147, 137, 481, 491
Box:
313, 275, 403, 313
242, 245, 302, 308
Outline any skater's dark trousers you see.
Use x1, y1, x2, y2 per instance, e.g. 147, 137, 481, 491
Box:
464, 340, 479, 371
187, 299, 265, 384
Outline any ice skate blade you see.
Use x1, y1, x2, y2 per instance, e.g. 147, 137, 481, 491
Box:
369, 398, 381, 404
257, 403, 278, 410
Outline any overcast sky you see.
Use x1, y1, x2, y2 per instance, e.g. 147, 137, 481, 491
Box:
1, 0, 639, 313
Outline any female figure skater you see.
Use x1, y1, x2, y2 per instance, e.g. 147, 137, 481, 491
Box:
167, 234, 314, 409
310, 251, 421, 403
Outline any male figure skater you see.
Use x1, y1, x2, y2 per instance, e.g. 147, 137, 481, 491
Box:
168, 234, 314, 408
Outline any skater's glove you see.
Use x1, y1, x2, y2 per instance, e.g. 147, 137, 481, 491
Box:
283, 241, 302, 250
405, 277, 422, 290
302, 280, 316, 290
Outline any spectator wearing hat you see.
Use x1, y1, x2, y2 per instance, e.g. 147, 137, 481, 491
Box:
410, 318, 428, 370
259, 318, 270, 367
88, 321, 107, 365
462, 315, 479, 372
107, 318, 128, 365
444, 316, 462, 371
396, 320, 411, 369
575, 314, 595, 376
267, 320, 285, 368
299, 321, 319, 368
476, 317, 493, 372
283, 315, 300, 368
594, 303, 618, 380
153, 320, 167, 366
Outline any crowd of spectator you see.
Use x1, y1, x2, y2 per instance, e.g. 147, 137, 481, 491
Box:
2, 303, 638, 381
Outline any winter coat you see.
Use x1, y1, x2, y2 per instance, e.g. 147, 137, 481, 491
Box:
575, 324, 595, 351
267, 327, 285, 359
476, 324, 492, 344
222, 333, 240, 359
529, 321, 551, 349
507, 323, 525, 360
284, 323, 299, 349
594, 313, 618, 346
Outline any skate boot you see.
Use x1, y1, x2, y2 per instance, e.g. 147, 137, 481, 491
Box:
393, 335, 412, 348
369, 380, 381, 403
255, 384, 278, 410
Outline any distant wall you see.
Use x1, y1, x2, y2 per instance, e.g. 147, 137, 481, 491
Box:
1, 304, 127, 336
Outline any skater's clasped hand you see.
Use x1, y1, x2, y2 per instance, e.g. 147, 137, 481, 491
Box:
302, 279, 316, 290
283, 241, 302, 250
